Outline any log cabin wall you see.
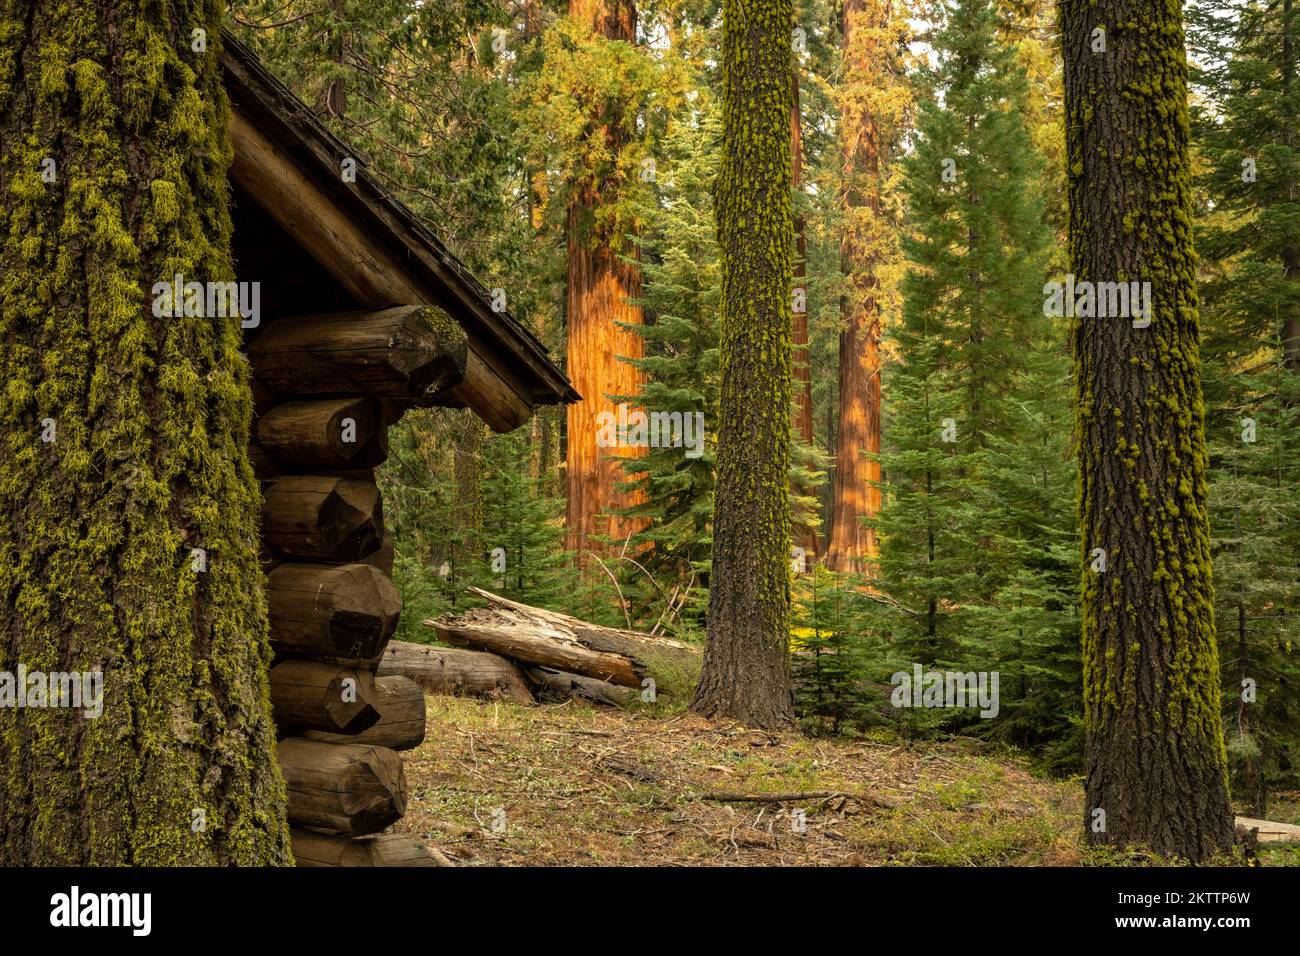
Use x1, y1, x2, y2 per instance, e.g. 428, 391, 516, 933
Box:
234, 203, 448, 865
221, 32, 576, 865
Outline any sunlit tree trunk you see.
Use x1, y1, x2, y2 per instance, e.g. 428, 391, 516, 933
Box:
826, 0, 901, 574
564, 0, 647, 565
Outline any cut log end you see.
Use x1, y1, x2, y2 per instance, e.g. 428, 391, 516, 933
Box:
257, 397, 389, 471
270, 660, 381, 735
248, 305, 469, 400
279, 738, 408, 837
304, 675, 427, 751
262, 475, 384, 562
268, 562, 402, 663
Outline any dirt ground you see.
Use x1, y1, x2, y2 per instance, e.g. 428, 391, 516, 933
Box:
392, 694, 1300, 867
394, 694, 1117, 866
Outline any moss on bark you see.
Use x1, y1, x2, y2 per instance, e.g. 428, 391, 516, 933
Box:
1062, 0, 1234, 860
0, 2, 290, 864
690, 0, 797, 729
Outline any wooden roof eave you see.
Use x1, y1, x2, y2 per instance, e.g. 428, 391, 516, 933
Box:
219, 31, 579, 432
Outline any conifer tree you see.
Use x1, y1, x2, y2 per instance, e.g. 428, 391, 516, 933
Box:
825, 0, 911, 573
691, 0, 798, 728
619, 97, 723, 634
878, 0, 1056, 664
1190, 0, 1300, 811
1062, 0, 1235, 860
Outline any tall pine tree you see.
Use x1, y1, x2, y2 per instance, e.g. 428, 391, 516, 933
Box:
692, 0, 798, 728
1063, 0, 1234, 860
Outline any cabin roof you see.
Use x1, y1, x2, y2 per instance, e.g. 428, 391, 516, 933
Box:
219, 32, 578, 426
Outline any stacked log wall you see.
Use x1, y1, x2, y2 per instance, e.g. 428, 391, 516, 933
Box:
245, 305, 466, 864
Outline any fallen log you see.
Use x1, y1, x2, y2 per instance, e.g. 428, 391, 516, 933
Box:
258, 397, 389, 470
1237, 816, 1300, 845
521, 665, 636, 708
427, 586, 699, 691
270, 660, 381, 735
262, 475, 383, 561
268, 562, 401, 663
377, 640, 533, 703
279, 738, 407, 836
304, 675, 426, 751
248, 305, 468, 401
290, 828, 452, 867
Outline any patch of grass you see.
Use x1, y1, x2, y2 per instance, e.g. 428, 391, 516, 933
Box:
393, 693, 1278, 867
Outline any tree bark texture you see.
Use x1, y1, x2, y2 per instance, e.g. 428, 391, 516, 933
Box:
564, 0, 648, 564
690, 0, 798, 729
0, 4, 290, 864
1062, 0, 1234, 860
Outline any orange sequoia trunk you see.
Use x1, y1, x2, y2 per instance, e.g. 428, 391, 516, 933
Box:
825, 0, 886, 574
564, 0, 647, 563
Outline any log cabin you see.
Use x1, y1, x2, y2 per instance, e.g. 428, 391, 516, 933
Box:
220, 33, 577, 865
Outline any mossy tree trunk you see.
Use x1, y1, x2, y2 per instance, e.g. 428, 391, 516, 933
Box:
1062, 0, 1234, 860
790, 69, 818, 558
690, 0, 797, 729
0, 4, 290, 864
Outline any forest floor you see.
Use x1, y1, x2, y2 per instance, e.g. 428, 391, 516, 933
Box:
395, 694, 1300, 867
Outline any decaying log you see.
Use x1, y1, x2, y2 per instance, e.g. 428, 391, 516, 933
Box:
262, 475, 383, 560
1237, 816, 1300, 845
377, 640, 534, 703
268, 562, 401, 662
248, 305, 468, 401
304, 675, 426, 751
270, 660, 381, 735
279, 738, 407, 836
521, 665, 636, 708
427, 587, 699, 690
290, 828, 452, 867
258, 398, 389, 470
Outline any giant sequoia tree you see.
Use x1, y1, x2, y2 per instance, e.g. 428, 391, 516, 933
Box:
563, 0, 648, 564
1062, 0, 1234, 859
0, 5, 289, 863
825, 0, 909, 573
690, 0, 797, 728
